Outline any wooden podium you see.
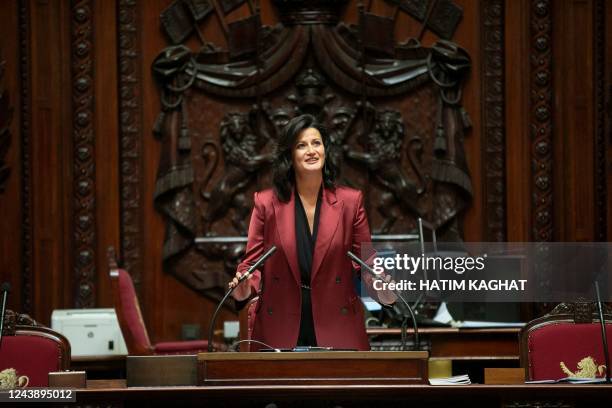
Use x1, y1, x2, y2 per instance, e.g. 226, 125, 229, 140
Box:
198, 351, 428, 385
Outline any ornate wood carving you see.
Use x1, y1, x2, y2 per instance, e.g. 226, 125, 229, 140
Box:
118, 0, 144, 290
594, 0, 606, 241
530, 0, 554, 317
71, 0, 96, 308
549, 301, 612, 322
0, 57, 11, 194
1, 309, 39, 337
273, 0, 348, 26
19, 0, 33, 315
481, 0, 505, 242
530, 0, 553, 242
152, 1, 472, 298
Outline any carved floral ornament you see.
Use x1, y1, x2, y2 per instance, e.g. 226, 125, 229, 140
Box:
152, 0, 473, 299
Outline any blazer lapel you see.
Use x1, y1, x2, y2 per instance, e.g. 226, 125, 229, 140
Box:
311, 188, 342, 282
272, 190, 301, 286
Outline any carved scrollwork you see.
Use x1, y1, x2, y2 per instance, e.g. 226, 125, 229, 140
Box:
153, 0, 472, 298
71, 0, 96, 308
19, 0, 33, 314
1, 310, 39, 337
118, 0, 144, 291
547, 301, 612, 323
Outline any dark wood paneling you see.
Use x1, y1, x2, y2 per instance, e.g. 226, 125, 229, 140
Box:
505, 0, 531, 242
607, 1, 612, 244
30, 0, 73, 324
593, 0, 608, 243
0, 0, 22, 313
94, 0, 120, 309
554, 0, 596, 242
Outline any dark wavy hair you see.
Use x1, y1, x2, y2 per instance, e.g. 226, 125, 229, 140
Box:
272, 114, 338, 202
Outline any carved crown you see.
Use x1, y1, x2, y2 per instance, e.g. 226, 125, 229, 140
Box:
273, 0, 349, 25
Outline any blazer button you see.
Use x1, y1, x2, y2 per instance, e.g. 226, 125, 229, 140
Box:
335, 276, 341, 284
267, 307, 273, 315
340, 307, 348, 315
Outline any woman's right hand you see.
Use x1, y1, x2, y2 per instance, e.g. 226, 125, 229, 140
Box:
229, 271, 252, 301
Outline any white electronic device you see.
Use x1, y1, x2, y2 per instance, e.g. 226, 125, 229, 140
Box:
51, 308, 128, 357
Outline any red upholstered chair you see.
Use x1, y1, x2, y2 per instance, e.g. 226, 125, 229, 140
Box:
0, 310, 70, 387
520, 302, 612, 381
108, 246, 216, 355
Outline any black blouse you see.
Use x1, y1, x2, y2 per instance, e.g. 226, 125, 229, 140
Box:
294, 187, 322, 347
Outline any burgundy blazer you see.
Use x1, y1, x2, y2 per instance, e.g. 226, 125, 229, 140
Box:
236, 186, 373, 350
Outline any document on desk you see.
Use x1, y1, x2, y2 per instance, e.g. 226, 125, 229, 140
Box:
429, 374, 471, 385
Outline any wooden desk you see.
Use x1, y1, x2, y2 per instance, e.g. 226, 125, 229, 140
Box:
71, 355, 126, 379
368, 327, 520, 359
198, 351, 429, 385
70, 381, 612, 407
368, 327, 521, 383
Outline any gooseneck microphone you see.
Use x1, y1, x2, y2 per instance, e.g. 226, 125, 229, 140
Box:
594, 281, 611, 383
347, 251, 420, 351
0, 282, 11, 348
207, 246, 277, 352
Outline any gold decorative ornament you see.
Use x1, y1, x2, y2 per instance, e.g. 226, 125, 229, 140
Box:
560, 356, 606, 378
0, 368, 29, 389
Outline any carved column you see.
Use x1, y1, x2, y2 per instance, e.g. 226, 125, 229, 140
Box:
19, 0, 33, 314
481, 0, 506, 242
71, 0, 97, 307
530, 0, 553, 242
117, 0, 144, 292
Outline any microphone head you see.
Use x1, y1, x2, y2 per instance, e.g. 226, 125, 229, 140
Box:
1, 282, 10, 293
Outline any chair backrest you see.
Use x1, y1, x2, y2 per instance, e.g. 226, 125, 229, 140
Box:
1, 310, 70, 387
238, 296, 259, 352
108, 246, 153, 355
520, 302, 612, 381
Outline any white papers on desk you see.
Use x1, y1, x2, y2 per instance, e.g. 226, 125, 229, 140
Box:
433, 302, 525, 328
429, 374, 471, 385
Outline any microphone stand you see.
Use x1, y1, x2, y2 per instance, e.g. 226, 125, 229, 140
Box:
347, 251, 419, 351
0, 282, 10, 348
207, 246, 277, 352
594, 281, 611, 383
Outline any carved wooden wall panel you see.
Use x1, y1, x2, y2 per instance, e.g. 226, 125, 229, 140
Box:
118, 0, 145, 296
18, 0, 32, 315
150, 0, 474, 315
71, 0, 97, 308
481, 0, 505, 242
0, 0, 21, 314
530, 0, 553, 243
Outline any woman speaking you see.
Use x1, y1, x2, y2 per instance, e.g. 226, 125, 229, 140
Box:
229, 114, 393, 350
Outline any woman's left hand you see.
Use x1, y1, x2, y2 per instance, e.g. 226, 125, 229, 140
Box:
377, 274, 398, 305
